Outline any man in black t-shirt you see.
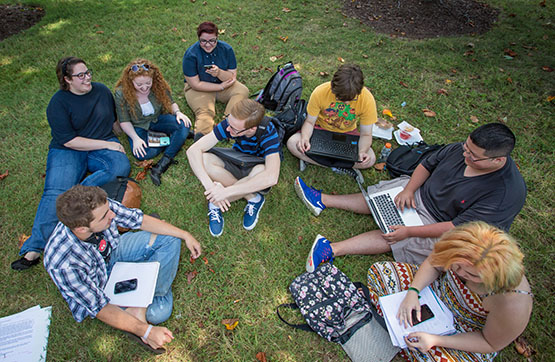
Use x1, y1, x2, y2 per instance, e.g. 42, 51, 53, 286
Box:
295, 123, 526, 267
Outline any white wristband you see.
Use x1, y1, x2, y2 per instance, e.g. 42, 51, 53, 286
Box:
142, 324, 153, 340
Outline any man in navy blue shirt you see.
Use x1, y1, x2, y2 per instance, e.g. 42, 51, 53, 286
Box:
182, 21, 249, 139
187, 99, 281, 236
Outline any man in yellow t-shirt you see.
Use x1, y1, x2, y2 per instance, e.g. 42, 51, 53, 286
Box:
286, 64, 377, 170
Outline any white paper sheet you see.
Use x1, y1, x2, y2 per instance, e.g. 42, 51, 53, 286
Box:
104, 261, 160, 308
372, 124, 394, 140
0, 305, 52, 362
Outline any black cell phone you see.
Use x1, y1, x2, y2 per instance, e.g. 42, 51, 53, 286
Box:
411, 304, 434, 325
114, 278, 138, 294
203, 64, 213, 69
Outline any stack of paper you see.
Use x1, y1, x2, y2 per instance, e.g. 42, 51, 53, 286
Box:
378, 286, 456, 348
0, 305, 52, 362
104, 261, 160, 308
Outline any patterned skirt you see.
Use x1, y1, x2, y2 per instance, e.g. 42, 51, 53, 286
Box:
367, 261, 498, 362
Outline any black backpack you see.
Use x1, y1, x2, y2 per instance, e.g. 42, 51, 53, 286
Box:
256, 62, 302, 113
385, 142, 443, 178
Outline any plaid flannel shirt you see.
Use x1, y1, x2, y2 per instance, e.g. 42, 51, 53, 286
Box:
44, 199, 143, 322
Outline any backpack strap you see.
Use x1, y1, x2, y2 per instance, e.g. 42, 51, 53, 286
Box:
254, 116, 271, 150
276, 303, 314, 332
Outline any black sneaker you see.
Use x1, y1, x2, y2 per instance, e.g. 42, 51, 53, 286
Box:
11, 256, 41, 271
331, 167, 364, 184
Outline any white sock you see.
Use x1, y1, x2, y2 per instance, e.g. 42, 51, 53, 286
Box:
247, 193, 262, 203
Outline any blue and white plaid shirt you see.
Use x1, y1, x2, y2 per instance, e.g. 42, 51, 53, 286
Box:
44, 199, 143, 322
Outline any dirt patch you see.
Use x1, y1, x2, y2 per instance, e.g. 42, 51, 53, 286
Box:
0, 4, 45, 41
343, 0, 500, 39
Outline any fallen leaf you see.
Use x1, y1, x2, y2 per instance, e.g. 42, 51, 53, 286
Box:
541, 66, 553, 72
445, 79, 452, 84
135, 170, 147, 181
209, 268, 215, 273
467, 42, 475, 48
282, 7, 291, 12
382, 109, 394, 119
463, 50, 474, 56
134, 159, 154, 169
0, 170, 8, 180
269, 56, 277, 62
196, 291, 203, 297
399, 81, 409, 88
203, 256, 209, 264
275, 54, 284, 60
210, 251, 215, 255
422, 109, 437, 117
233, 299, 241, 303
252, 45, 259, 51
514, 336, 535, 357
279, 35, 288, 43
18, 234, 30, 248
218, 28, 225, 35
171, 27, 177, 32
337, 57, 345, 63
189, 256, 196, 264
437, 88, 449, 95
539, 0, 546, 7
362, 54, 369, 59
181, 38, 187, 42
504, 48, 517, 57
96, 31, 104, 34
256, 352, 267, 362
507, 77, 513, 84
319, 71, 329, 77
186, 270, 198, 284
373, 162, 386, 171
547, 95, 555, 102
222, 318, 239, 330
298, 235, 303, 242
470, 115, 479, 123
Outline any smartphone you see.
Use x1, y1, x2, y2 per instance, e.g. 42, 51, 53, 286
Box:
114, 278, 138, 294
411, 304, 434, 325
203, 64, 213, 69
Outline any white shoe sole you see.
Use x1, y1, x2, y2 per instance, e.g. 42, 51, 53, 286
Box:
294, 177, 322, 217
306, 234, 325, 273
243, 198, 265, 231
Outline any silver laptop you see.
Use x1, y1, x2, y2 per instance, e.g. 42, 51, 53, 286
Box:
357, 183, 423, 234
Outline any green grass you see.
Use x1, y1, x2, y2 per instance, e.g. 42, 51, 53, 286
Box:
0, 0, 553, 360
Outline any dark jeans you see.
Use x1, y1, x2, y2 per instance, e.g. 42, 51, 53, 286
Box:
129, 114, 190, 160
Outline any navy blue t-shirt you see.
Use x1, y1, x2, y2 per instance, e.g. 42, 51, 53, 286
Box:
46, 82, 116, 150
213, 118, 281, 158
419, 142, 526, 231
182, 40, 238, 84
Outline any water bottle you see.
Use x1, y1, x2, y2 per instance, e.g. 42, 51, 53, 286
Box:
379, 143, 392, 162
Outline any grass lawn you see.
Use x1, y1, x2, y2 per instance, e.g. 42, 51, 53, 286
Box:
0, 0, 553, 361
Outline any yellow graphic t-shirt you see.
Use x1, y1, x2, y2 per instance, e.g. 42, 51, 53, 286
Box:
307, 82, 377, 133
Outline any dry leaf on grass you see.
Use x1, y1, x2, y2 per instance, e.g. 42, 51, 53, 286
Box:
282, 7, 291, 13
422, 109, 437, 117
470, 115, 480, 123
399, 81, 409, 88
218, 28, 225, 35
186, 270, 198, 284
0, 170, 9, 180
547, 95, 555, 102
134, 159, 154, 169
203, 256, 209, 265
319, 71, 329, 77
541, 66, 553, 72
382, 109, 394, 119
374, 162, 386, 171
135, 170, 147, 181
514, 336, 535, 357
504, 48, 517, 57
189, 256, 196, 264
256, 352, 268, 362
18, 234, 30, 248
222, 318, 239, 330
445, 79, 452, 84
437, 88, 449, 96
279, 36, 288, 43
337, 57, 345, 63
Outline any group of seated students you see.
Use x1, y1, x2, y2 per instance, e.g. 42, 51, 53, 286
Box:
9, 19, 533, 360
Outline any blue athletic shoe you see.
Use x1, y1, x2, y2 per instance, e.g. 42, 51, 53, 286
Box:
207, 208, 224, 237
243, 194, 265, 230
306, 234, 334, 273
294, 176, 326, 216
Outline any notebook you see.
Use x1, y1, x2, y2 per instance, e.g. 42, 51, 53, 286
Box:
306, 128, 360, 162
357, 183, 423, 234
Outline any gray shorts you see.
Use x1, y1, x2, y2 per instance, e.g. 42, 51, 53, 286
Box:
366, 176, 439, 265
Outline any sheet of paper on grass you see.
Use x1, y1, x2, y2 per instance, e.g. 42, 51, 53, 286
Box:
0, 304, 52, 362
372, 123, 394, 140
104, 261, 160, 308
379, 286, 456, 348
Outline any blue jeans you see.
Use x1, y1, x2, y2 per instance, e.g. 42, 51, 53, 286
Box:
129, 114, 190, 160
107, 231, 181, 325
19, 138, 131, 255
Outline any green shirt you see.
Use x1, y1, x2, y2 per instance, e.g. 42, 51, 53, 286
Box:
114, 87, 173, 130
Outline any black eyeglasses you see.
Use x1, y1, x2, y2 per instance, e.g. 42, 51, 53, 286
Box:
225, 116, 247, 135
199, 38, 217, 45
462, 142, 503, 162
130, 64, 150, 72
71, 69, 93, 80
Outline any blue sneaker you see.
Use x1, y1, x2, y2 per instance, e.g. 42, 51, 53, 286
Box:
306, 234, 334, 273
207, 208, 224, 237
294, 176, 326, 216
243, 194, 265, 230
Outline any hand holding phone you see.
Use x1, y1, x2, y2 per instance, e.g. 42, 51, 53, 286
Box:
114, 278, 138, 294
203, 64, 213, 69
411, 304, 434, 325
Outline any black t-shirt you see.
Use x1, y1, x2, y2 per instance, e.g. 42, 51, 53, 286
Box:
83, 231, 112, 264
419, 143, 526, 231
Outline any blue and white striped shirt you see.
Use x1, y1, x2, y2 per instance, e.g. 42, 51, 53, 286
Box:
44, 199, 143, 322
213, 118, 281, 158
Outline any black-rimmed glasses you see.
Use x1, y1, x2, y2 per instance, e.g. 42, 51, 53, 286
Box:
462, 142, 503, 162
71, 69, 93, 80
199, 38, 217, 45
130, 64, 150, 72
225, 116, 247, 135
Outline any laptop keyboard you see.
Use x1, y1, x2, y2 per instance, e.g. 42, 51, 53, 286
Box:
310, 138, 357, 157
373, 193, 405, 232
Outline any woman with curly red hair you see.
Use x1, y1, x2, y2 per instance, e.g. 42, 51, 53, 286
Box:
115, 59, 191, 186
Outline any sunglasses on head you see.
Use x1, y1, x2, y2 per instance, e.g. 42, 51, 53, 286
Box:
129, 64, 150, 72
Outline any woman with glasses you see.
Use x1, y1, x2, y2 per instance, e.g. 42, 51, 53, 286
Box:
182, 21, 249, 140
11, 56, 131, 271
115, 59, 191, 186
366, 222, 532, 362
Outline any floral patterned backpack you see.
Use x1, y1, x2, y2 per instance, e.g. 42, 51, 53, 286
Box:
277, 263, 373, 344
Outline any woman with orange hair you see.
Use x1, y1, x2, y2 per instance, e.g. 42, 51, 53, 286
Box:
115, 59, 191, 186
367, 221, 532, 361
